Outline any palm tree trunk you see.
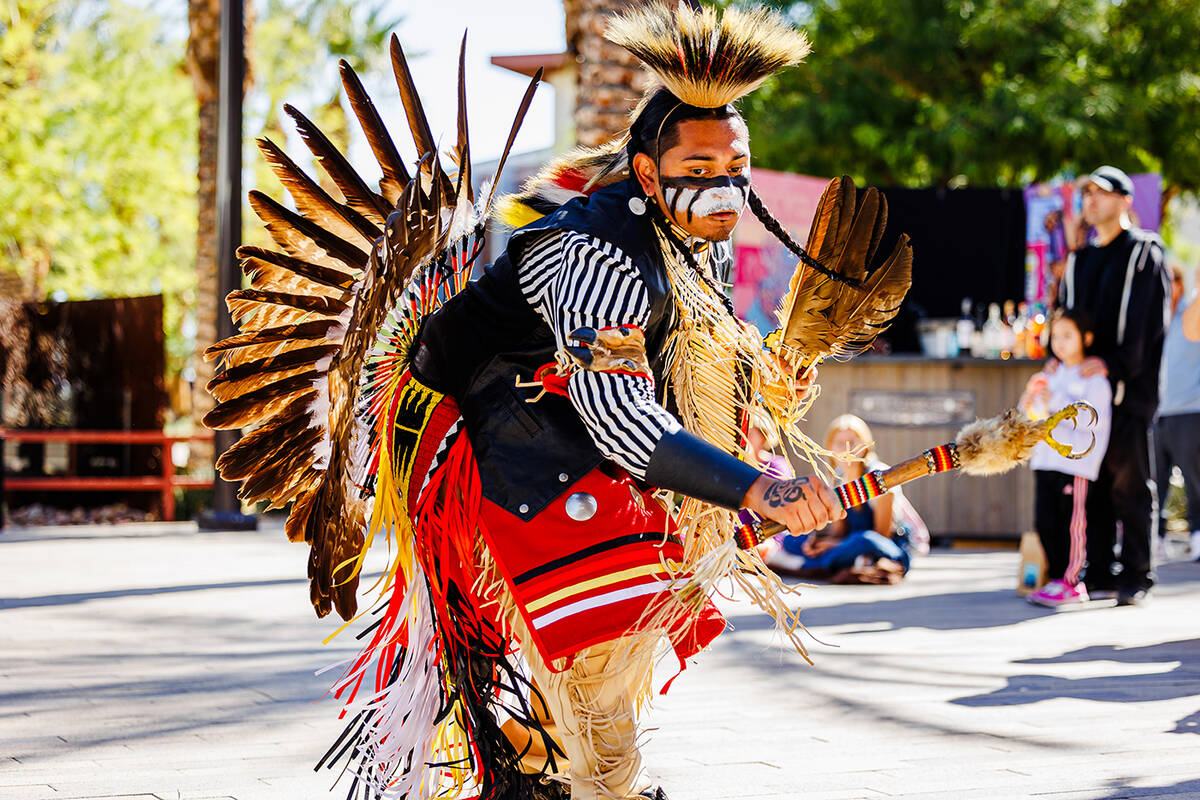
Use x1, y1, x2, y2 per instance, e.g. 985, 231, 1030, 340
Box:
570, 0, 651, 148
187, 0, 221, 459
187, 0, 251, 475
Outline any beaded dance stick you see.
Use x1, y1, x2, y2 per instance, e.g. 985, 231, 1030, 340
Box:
736, 401, 1098, 549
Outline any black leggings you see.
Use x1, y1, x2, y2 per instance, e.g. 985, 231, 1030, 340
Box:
1084, 412, 1156, 591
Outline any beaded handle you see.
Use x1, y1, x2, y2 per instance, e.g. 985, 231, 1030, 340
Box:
736, 442, 960, 550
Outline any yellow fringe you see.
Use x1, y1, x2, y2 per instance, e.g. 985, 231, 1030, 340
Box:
645, 229, 828, 660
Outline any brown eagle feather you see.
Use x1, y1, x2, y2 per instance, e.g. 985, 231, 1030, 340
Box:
204, 35, 541, 621
777, 176, 913, 363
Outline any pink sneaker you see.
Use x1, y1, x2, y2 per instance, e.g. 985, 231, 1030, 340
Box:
1028, 579, 1090, 608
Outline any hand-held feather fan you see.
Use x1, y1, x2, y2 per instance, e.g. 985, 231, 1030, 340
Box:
774, 176, 913, 369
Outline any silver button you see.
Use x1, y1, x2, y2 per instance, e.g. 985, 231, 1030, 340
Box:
558, 472, 569, 483
564, 492, 598, 521
518, 504, 529, 514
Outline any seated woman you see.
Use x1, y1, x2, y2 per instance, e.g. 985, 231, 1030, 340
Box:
763, 414, 919, 583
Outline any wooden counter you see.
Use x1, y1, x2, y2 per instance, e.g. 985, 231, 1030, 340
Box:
798, 355, 1042, 540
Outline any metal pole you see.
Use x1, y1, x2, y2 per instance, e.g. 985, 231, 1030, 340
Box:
202, 0, 255, 530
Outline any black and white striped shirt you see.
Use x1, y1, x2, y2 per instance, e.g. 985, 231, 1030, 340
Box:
518, 230, 681, 478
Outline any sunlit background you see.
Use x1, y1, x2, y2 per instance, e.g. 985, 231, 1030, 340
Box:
2, 0, 1198, 527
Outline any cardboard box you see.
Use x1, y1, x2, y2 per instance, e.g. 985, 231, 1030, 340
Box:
1016, 530, 1048, 595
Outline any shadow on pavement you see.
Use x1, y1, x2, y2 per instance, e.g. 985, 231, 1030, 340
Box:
1090, 776, 1200, 799
732, 588, 1046, 633
951, 639, 1200, 710
0, 576, 308, 609
731, 558, 1200, 635
1015, 639, 1200, 666
1172, 709, 1200, 735
2, 608, 363, 757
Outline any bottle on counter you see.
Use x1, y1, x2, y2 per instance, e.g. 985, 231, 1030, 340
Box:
1000, 300, 1017, 359
957, 298, 976, 355
983, 302, 1006, 359
1027, 305, 1048, 360
1013, 302, 1031, 359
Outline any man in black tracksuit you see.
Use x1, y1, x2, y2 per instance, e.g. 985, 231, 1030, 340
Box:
1058, 166, 1171, 605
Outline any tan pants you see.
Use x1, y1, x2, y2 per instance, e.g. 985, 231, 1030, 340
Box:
505, 635, 657, 800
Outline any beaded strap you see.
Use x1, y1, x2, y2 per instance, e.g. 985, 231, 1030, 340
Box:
924, 442, 960, 474
735, 519, 767, 550
834, 469, 888, 509
740, 442, 965, 550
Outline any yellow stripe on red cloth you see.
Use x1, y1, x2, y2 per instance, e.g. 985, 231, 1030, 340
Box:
526, 561, 683, 614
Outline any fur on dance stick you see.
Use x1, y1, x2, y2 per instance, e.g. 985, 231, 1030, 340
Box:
954, 401, 1097, 476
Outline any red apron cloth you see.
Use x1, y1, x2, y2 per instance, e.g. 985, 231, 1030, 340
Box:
477, 468, 725, 670
389, 370, 726, 673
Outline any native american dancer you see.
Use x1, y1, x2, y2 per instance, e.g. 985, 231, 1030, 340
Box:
204, 4, 915, 798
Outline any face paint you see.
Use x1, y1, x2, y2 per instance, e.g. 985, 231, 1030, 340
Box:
659, 174, 750, 224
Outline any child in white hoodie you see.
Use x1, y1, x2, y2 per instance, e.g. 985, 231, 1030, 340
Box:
1022, 308, 1113, 607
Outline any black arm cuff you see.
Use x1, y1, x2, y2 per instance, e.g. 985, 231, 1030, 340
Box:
644, 428, 762, 510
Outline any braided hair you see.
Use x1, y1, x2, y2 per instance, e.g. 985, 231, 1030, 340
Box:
746, 189, 859, 287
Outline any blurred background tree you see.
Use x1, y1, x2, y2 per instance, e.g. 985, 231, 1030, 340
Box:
743, 0, 1200, 207
0, 1, 197, 365
0, 0, 399, 426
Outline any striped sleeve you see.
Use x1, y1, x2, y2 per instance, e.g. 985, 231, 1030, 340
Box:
517, 230, 681, 478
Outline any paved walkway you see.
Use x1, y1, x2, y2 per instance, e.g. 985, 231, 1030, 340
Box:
2, 521, 1198, 800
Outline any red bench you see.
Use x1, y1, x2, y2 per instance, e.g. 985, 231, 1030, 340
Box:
2, 429, 214, 521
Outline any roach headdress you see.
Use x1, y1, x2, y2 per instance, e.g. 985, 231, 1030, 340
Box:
496, 1, 810, 228
606, 1, 810, 109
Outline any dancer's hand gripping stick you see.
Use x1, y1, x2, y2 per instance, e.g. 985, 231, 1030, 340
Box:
736, 401, 1098, 549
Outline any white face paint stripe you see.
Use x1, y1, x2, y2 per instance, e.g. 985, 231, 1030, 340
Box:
663, 185, 694, 217
663, 183, 747, 221
689, 185, 745, 217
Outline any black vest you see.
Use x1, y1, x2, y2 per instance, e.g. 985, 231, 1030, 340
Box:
411, 179, 691, 520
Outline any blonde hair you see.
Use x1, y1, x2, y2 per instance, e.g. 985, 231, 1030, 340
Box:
824, 414, 878, 467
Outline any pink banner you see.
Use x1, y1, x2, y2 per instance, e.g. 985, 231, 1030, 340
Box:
734, 168, 829, 331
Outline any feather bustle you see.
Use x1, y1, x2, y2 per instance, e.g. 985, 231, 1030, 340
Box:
208, 36, 544, 623
203, 319, 344, 360
338, 60, 410, 205
207, 344, 338, 402
256, 137, 381, 247
455, 32, 472, 206
248, 191, 370, 271
239, 246, 357, 293
226, 288, 348, 320
203, 370, 323, 429
284, 103, 392, 225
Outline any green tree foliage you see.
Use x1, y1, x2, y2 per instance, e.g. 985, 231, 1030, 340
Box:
0, 1, 198, 373
248, 0, 399, 223
741, 0, 1200, 197
1, 0, 401, 386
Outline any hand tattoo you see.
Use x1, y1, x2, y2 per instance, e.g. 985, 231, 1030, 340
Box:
764, 478, 810, 508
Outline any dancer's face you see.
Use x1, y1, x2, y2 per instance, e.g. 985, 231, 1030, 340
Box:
633, 117, 751, 242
